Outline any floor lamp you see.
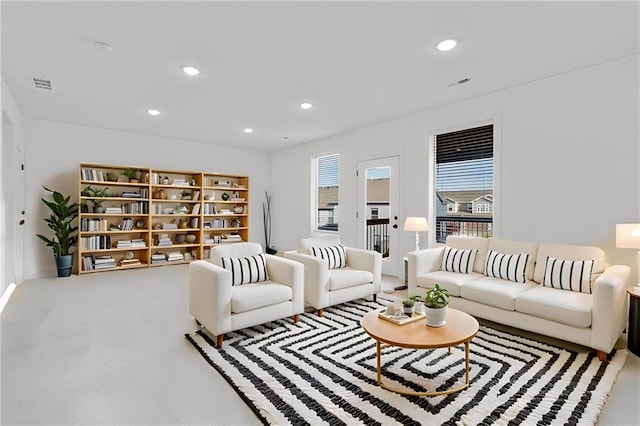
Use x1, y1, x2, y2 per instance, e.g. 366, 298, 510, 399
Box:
616, 223, 640, 283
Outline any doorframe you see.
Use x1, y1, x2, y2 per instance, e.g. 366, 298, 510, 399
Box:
356, 155, 401, 277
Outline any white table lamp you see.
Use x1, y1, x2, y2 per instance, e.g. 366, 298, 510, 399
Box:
404, 217, 429, 251
616, 223, 640, 282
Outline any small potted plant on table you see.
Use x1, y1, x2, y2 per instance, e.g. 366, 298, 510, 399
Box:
424, 283, 450, 327
402, 298, 415, 315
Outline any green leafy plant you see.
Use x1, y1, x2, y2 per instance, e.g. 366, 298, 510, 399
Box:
402, 298, 415, 308
122, 169, 138, 179
424, 283, 450, 308
84, 186, 110, 207
409, 295, 422, 302
36, 186, 79, 257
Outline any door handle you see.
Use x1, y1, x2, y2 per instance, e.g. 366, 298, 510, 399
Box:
19, 220, 25, 225
393, 224, 398, 229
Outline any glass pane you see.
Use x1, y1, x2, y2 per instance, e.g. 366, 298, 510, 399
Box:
365, 166, 390, 259
317, 154, 339, 231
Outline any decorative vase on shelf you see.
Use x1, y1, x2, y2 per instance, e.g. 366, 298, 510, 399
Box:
175, 234, 186, 244
233, 205, 244, 214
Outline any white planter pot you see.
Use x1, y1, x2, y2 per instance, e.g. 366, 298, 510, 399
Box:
425, 306, 448, 327
414, 301, 425, 314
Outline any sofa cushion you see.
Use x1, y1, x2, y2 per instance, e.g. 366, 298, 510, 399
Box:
542, 257, 594, 294
441, 247, 477, 274
515, 285, 592, 328
311, 244, 347, 269
487, 238, 538, 281
445, 236, 490, 273
460, 277, 538, 311
221, 253, 269, 286
231, 282, 292, 313
416, 270, 483, 297
327, 268, 373, 291
484, 250, 529, 283
533, 243, 605, 284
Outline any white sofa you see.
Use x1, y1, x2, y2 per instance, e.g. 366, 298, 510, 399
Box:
407, 236, 630, 361
284, 235, 382, 316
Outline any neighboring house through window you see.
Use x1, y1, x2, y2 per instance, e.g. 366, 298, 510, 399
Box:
433, 124, 494, 243
315, 153, 340, 232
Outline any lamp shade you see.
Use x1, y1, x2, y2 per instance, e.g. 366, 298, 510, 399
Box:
616, 223, 640, 249
404, 217, 429, 232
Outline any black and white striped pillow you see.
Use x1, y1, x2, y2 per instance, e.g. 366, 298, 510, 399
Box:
221, 253, 269, 286
484, 250, 529, 283
542, 256, 593, 294
440, 247, 478, 274
310, 245, 347, 269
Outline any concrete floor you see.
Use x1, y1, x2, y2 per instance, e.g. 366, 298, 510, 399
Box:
1, 265, 638, 425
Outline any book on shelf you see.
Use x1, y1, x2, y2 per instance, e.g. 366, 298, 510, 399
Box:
120, 258, 141, 266
192, 191, 200, 201
121, 192, 141, 198
105, 207, 122, 214
191, 203, 200, 215
163, 223, 178, 229
172, 179, 189, 186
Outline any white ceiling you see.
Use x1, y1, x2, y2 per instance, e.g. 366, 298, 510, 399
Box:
2, 1, 639, 152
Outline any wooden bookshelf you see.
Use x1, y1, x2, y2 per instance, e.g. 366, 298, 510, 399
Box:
77, 163, 249, 274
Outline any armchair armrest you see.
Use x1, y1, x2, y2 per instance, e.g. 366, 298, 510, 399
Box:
284, 250, 329, 310
345, 247, 382, 292
188, 260, 233, 336
407, 247, 444, 296
591, 264, 630, 353
265, 254, 304, 314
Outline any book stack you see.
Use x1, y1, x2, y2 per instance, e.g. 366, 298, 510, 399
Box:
157, 234, 172, 246
121, 191, 141, 198
105, 207, 122, 214
221, 234, 242, 244
116, 240, 133, 248
131, 238, 146, 248
120, 258, 141, 267
166, 251, 184, 262
151, 253, 167, 264
172, 178, 189, 186
94, 255, 116, 269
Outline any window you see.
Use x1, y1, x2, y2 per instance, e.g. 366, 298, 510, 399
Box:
315, 153, 339, 232
433, 124, 493, 243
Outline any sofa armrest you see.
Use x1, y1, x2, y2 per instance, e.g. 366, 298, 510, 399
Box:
188, 260, 232, 336
284, 251, 329, 310
591, 264, 631, 353
265, 254, 305, 314
407, 247, 444, 296
345, 247, 382, 292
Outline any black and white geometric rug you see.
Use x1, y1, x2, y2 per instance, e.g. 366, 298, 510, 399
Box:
185, 299, 626, 425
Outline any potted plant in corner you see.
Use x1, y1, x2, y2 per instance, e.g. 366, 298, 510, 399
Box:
424, 283, 450, 327
84, 186, 109, 213
36, 186, 79, 277
263, 190, 277, 255
122, 169, 139, 183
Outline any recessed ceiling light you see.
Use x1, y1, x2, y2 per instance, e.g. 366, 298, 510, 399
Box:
300, 102, 313, 110
182, 66, 200, 76
436, 39, 458, 51
243, 128, 254, 134
147, 109, 160, 116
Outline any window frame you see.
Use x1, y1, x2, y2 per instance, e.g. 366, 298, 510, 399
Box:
311, 152, 340, 234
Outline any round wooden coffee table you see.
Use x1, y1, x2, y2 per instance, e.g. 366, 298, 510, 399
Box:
361, 308, 479, 396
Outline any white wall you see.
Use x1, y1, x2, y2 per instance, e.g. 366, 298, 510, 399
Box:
1, 78, 25, 292
24, 119, 269, 279
269, 55, 640, 282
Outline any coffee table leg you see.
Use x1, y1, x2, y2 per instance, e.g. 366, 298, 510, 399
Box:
465, 341, 470, 386
376, 340, 381, 384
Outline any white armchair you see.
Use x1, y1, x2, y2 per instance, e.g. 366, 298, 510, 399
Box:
284, 235, 382, 316
189, 242, 304, 347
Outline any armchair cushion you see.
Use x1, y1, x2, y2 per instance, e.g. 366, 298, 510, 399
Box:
231, 282, 292, 314
311, 244, 347, 269
221, 253, 269, 285
328, 268, 374, 291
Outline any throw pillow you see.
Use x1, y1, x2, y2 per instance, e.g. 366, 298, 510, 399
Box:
440, 247, 478, 274
542, 256, 593, 294
310, 245, 347, 269
221, 253, 269, 286
484, 250, 529, 283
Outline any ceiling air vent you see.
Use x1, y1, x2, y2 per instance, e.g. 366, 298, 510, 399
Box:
33, 77, 52, 90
